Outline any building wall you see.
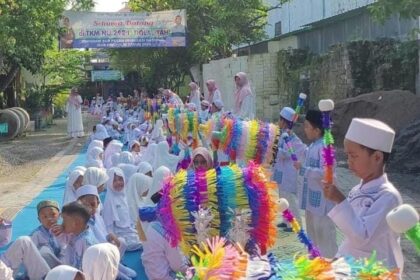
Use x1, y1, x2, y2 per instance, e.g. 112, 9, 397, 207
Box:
265, 0, 374, 38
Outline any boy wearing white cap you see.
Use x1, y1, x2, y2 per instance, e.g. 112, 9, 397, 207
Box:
273, 107, 305, 231
323, 118, 403, 274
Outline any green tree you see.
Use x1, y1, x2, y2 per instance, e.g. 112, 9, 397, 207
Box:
369, 0, 420, 23
0, 0, 94, 107
109, 0, 287, 91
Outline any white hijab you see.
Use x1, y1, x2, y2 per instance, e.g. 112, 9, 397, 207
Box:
119, 151, 134, 165
117, 163, 138, 186
111, 153, 121, 167
139, 143, 157, 164
145, 166, 171, 205
126, 173, 153, 225
103, 167, 131, 228
150, 119, 165, 143
94, 124, 109, 141
73, 166, 86, 173
87, 140, 104, 153
83, 167, 109, 188
45, 265, 82, 280
63, 169, 85, 205
82, 243, 120, 280
137, 162, 153, 176
153, 141, 184, 172
86, 147, 104, 169
104, 140, 123, 169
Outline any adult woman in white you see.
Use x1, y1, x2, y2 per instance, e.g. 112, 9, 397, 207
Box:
205, 79, 222, 105
233, 72, 256, 120
66, 87, 84, 138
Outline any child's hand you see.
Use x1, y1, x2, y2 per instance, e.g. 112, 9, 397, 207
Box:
107, 233, 121, 248
50, 224, 64, 236
322, 181, 346, 204
293, 161, 302, 170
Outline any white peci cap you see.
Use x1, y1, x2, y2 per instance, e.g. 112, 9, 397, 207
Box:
279, 107, 295, 122
76, 185, 99, 199
345, 118, 395, 153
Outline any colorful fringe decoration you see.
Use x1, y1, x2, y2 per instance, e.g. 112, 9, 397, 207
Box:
177, 237, 248, 280
282, 209, 321, 258
269, 251, 399, 280
157, 163, 278, 256
165, 107, 200, 149
319, 100, 335, 184
141, 98, 163, 123
201, 117, 280, 165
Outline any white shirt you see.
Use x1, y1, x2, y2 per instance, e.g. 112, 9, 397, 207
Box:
237, 94, 256, 120
141, 222, 188, 280
328, 174, 404, 273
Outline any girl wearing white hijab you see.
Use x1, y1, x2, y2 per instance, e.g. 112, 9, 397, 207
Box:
150, 119, 166, 143
45, 265, 84, 280
139, 142, 157, 164
119, 151, 134, 165
126, 173, 153, 226
72, 166, 86, 173
83, 167, 109, 193
63, 169, 85, 205
129, 140, 142, 165
104, 140, 123, 169
117, 163, 138, 185
85, 147, 104, 169
87, 140, 103, 155
93, 124, 109, 141
137, 162, 153, 177
82, 243, 120, 280
111, 153, 121, 168
153, 141, 184, 172
103, 168, 142, 251
144, 166, 171, 206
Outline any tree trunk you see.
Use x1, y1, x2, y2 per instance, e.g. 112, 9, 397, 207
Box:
0, 63, 19, 94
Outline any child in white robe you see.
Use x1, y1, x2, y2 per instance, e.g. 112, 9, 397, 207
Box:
83, 167, 109, 194
126, 173, 153, 226
119, 151, 135, 165
323, 118, 404, 275
137, 161, 153, 177
273, 107, 306, 231
85, 147, 104, 169
103, 168, 142, 251
129, 140, 142, 165
45, 265, 84, 280
76, 185, 137, 280
31, 200, 62, 268
0, 219, 51, 280
103, 140, 124, 169
142, 221, 188, 280
294, 110, 337, 258
144, 166, 171, 207
153, 141, 184, 172
51, 202, 98, 270
82, 243, 120, 280
63, 169, 85, 205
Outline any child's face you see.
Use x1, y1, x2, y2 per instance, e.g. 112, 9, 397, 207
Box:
303, 120, 321, 140
344, 139, 380, 180
278, 118, 288, 129
193, 154, 208, 171
73, 175, 84, 190
132, 144, 141, 153
62, 213, 79, 234
79, 195, 99, 216
38, 207, 60, 229
113, 175, 124, 192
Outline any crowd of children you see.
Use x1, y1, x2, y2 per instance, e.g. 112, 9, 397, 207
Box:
0, 72, 409, 279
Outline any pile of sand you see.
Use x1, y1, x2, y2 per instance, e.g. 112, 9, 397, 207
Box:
331, 90, 420, 173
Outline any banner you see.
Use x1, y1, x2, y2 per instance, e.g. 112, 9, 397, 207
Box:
91, 70, 124, 81
60, 10, 187, 49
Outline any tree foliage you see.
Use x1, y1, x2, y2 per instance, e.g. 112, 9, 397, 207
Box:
109, 0, 287, 91
0, 0, 94, 107
368, 0, 420, 23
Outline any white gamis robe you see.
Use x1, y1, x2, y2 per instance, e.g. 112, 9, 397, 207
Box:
328, 174, 404, 274
66, 95, 84, 138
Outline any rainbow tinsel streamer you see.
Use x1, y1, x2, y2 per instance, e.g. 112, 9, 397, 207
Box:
282, 209, 321, 258
157, 163, 278, 256
319, 100, 335, 184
